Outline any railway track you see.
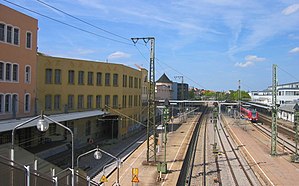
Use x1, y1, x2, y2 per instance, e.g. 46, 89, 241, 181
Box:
216, 117, 255, 186
259, 114, 295, 139
251, 119, 298, 154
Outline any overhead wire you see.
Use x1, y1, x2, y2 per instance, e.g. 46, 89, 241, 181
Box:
5, 0, 206, 89
143, 44, 206, 88
3, 0, 133, 46
34, 0, 131, 42
277, 65, 299, 83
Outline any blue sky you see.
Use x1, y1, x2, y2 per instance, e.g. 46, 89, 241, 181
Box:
2, 0, 299, 91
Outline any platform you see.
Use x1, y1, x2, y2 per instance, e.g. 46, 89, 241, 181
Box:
93, 114, 200, 185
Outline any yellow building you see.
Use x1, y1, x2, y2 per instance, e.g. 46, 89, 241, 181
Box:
36, 54, 148, 146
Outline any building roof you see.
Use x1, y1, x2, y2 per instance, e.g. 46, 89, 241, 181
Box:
156, 73, 172, 83
0, 110, 105, 132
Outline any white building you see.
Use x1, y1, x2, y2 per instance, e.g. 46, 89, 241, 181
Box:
250, 82, 299, 105
250, 82, 299, 123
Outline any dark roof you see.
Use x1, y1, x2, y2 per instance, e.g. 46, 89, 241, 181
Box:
156, 73, 172, 83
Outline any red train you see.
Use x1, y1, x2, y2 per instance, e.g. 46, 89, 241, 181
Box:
240, 106, 258, 122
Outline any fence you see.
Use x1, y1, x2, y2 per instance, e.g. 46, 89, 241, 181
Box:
0, 155, 99, 186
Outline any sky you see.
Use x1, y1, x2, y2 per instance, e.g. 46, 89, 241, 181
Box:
2, 0, 299, 91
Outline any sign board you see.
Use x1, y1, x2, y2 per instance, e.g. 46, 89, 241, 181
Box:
132, 175, 139, 183
100, 175, 108, 183
132, 168, 138, 176
132, 168, 139, 183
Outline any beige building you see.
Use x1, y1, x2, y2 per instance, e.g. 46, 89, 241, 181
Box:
156, 73, 173, 100
36, 54, 148, 147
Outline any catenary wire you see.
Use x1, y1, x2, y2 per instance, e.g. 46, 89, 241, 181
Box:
35, 0, 132, 42
3, 0, 133, 46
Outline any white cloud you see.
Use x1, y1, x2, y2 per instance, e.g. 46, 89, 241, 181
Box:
289, 47, 299, 53
244, 55, 266, 62
108, 51, 130, 59
282, 4, 299, 15
235, 61, 254, 67
235, 55, 266, 68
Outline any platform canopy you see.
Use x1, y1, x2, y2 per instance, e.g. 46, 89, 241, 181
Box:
0, 110, 106, 132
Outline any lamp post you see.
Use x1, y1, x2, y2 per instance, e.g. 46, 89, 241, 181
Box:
77, 146, 121, 185
11, 115, 41, 161
42, 115, 75, 186
11, 111, 75, 186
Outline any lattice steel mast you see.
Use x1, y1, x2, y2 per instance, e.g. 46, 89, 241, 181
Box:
271, 64, 278, 155
131, 37, 156, 162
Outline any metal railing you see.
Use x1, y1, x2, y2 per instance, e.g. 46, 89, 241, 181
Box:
0, 155, 99, 186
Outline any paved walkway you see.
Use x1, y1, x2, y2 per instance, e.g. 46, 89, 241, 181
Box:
222, 115, 299, 185
100, 113, 200, 186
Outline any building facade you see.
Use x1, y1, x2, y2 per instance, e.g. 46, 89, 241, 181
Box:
0, 4, 38, 120
37, 54, 146, 145
250, 82, 299, 105
155, 73, 173, 100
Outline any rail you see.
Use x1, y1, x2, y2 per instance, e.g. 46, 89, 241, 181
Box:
177, 106, 207, 185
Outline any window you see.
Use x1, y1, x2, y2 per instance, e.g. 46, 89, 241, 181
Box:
6, 63, 11, 81
134, 95, 137, 106
24, 94, 30, 112
45, 69, 52, 84
139, 95, 141, 106
68, 70, 74, 84
96, 72, 102, 86
26, 32, 32, 49
12, 64, 18, 82
0, 23, 4, 42
87, 95, 93, 109
96, 95, 102, 109
54, 95, 61, 110
5, 94, 11, 112
105, 73, 110, 86
113, 73, 118, 87
0, 62, 4, 80
113, 95, 118, 108
123, 75, 127, 87
68, 95, 74, 109
105, 95, 110, 107
12, 94, 18, 114
6, 25, 12, 43
0, 94, 3, 113
13, 28, 19, 45
85, 121, 91, 136
134, 77, 138, 88
87, 72, 93, 85
45, 95, 52, 110
78, 95, 84, 109
139, 78, 141, 89
78, 71, 84, 85
25, 66, 31, 83
54, 69, 61, 84
122, 95, 126, 108
129, 95, 133, 108
129, 76, 133, 88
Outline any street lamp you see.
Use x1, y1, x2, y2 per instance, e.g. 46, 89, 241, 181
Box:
11, 111, 75, 186
77, 146, 121, 185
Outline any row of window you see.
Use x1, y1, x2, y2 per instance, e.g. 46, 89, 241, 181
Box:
44, 94, 141, 111
0, 61, 31, 83
279, 91, 299, 96
45, 68, 141, 88
0, 22, 32, 48
0, 93, 30, 113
